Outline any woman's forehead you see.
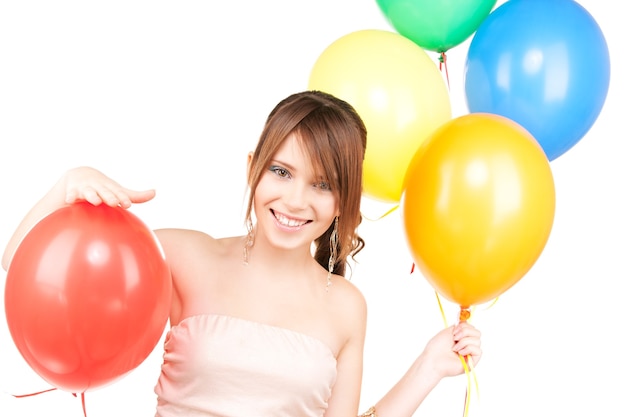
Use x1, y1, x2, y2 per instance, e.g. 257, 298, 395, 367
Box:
272, 134, 306, 162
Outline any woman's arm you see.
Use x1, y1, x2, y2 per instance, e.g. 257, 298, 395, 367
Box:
324, 281, 368, 417
365, 321, 482, 416
1, 166, 155, 271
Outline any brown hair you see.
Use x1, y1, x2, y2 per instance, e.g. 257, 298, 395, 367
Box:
245, 90, 366, 276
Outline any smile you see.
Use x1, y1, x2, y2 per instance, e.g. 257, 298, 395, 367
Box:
272, 210, 311, 228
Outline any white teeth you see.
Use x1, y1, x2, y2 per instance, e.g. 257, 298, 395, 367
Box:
274, 212, 307, 227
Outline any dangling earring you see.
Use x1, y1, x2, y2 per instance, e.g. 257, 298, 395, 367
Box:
243, 217, 255, 266
326, 216, 338, 291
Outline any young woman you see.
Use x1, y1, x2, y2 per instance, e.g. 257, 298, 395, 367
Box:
2, 90, 481, 417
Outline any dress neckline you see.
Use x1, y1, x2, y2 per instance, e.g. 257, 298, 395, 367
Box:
171, 313, 337, 358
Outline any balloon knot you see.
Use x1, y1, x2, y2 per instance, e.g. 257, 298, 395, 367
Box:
459, 307, 471, 322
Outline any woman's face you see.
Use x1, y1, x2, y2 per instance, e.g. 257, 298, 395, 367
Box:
253, 133, 340, 253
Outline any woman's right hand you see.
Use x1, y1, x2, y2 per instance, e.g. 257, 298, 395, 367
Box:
2, 166, 155, 271
62, 166, 155, 208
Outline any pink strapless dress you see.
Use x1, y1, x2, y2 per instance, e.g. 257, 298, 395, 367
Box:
154, 314, 337, 417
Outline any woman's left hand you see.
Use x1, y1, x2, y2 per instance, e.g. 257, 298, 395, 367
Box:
424, 321, 482, 378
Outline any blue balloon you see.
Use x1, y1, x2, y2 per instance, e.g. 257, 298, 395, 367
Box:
464, 0, 610, 161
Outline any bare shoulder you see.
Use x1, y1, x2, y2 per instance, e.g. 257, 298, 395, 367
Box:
328, 275, 368, 336
155, 227, 216, 248
332, 275, 367, 311
154, 228, 242, 323
155, 228, 234, 259
153, 228, 243, 282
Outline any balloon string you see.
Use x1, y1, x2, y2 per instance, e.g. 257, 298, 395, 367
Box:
81, 392, 87, 417
12, 387, 57, 398
12, 388, 88, 416
459, 354, 477, 417
361, 204, 399, 222
457, 306, 480, 417
433, 295, 480, 417
435, 290, 449, 328
438, 52, 450, 90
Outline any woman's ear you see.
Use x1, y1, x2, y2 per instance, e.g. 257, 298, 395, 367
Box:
246, 151, 254, 184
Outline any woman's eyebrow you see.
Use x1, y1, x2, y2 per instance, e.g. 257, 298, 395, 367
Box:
270, 159, 297, 172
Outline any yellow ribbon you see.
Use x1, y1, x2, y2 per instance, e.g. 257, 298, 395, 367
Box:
434, 292, 480, 417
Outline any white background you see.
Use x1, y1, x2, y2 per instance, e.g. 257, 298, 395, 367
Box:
0, 1, 622, 416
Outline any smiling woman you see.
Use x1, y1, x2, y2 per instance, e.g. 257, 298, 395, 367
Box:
253, 134, 341, 270
1, 91, 481, 417
0, 1, 621, 417
245, 91, 367, 279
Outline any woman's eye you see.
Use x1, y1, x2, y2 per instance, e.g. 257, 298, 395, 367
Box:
315, 181, 332, 191
269, 165, 290, 178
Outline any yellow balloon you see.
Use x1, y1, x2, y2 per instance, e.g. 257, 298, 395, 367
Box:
308, 29, 451, 203
402, 113, 556, 308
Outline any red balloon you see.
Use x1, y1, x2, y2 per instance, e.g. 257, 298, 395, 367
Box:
4, 202, 171, 393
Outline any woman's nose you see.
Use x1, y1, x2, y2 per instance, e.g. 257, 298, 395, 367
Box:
283, 180, 309, 209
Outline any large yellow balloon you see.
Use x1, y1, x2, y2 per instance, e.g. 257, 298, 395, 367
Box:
308, 29, 451, 203
402, 113, 556, 308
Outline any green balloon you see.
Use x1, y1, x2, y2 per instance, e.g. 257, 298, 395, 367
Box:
376, 0, 497, 52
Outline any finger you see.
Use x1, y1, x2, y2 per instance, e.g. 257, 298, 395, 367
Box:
126, 189, 156, 204
78, 185, 121, 208
453, 337, 481, 356
65, 189, 79, 204
457, 346, 482, 363
82, 186, 108, 206
453, 323, 481, 340
111, 188, 155, 208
